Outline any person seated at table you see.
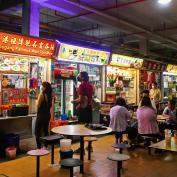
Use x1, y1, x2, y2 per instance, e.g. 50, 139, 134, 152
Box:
162, 100, 177, 130
137, 96, 160, 138
109, 97, 131, 143
139, 89, 157, 112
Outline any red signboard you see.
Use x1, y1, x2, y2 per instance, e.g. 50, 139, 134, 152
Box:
142, 60, 167, 71
0, 32, 56, 58
2, 88, 28, 104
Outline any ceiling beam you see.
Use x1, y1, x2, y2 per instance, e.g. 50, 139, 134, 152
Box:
63, 0, 177, 50
0, 13, 177, 63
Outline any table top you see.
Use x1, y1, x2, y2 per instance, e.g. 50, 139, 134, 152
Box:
52, 124, 112, 136
149, 138, 177, 152
27, 149, 50, 156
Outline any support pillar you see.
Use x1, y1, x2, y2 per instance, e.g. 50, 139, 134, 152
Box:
22, 0, 40, 37
139, 39, 149, 56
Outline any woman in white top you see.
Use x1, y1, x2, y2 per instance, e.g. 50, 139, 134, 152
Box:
109, 97, 131, 143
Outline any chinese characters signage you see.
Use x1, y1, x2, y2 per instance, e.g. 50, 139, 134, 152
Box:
2, 88, 28, 104
110, 54, 143, 68
0, 54, 29, 73
0, 32, 56, 58
166, 64, 177, 74
143, 60, 167, 71
58, 43, 110, 65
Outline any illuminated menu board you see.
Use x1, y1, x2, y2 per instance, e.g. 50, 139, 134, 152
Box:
58, 43, 110, 65
110, 54, 143, 68
0, 54, 29, 73
166, 64, 177, 74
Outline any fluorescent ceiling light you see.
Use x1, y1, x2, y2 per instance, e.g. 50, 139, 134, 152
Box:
158, 0, 172, 5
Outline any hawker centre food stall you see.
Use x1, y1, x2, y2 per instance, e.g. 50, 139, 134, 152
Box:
52, 42, 110, 123
100, 53, 143, 126
163, 64, 177, 101
0, 31, 57, 138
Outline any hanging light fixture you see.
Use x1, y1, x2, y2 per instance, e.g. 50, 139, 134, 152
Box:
158, 0, 172, 5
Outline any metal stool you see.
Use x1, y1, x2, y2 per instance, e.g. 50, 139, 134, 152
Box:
108, 153, 130, 177
61, 158, 83, 177
84, 136, 97, 160
27, 149, 49, 177
40, 134, 64, 164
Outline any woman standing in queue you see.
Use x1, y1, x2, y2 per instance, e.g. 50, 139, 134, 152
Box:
35, 81, 52, 149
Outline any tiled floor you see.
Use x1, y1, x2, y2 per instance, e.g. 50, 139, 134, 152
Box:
0, 134, 177, 177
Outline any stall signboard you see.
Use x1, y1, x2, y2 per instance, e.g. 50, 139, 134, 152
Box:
0, 54, 29, 73
2, 88, 28, 104
110, 54, 143, 68
166, 64, 177, 74
142, 60, 167, 71
0, 32, 56, 58
58, 43, 110, 65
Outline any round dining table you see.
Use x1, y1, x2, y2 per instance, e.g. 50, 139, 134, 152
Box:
52, 124, 112, 173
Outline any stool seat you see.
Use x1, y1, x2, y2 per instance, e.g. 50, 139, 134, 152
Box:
108, 153, 130, 162
108, 153, 130, 177
27, 149, 49, 156
40, 134, 64, 144
27, 149, 49, 177
61, 158, 83, 177
112, 143, 130, 149
61, 158, 83, 167
84, 136, 97, 142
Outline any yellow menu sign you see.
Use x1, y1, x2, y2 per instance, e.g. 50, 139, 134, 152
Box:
110, 54, 143, 68
166, 64, 177, 74
58, 43, 110, 65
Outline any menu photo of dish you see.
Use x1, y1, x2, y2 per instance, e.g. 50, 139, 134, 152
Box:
0, 54, 29, 73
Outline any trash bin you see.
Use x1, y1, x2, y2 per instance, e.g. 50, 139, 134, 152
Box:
6, 146, 17, 159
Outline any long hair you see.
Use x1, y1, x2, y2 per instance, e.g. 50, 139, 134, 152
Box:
42, 82, 52, 108
140, 96, 153, 108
